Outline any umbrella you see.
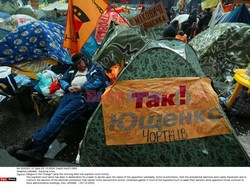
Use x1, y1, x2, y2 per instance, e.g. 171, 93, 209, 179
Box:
172, 14, 189, 24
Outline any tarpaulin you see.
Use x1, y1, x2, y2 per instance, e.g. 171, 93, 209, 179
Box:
221, 3, 250, 24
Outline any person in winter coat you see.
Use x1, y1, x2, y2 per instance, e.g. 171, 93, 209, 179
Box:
198, 8, 212, 31
7, 53, 107, 162
162, 20, 179, 38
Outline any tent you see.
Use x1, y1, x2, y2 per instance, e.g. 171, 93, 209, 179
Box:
44, 15, 67, 26
208, 2, 228, 28
0, 14, 36, 31
190, 23, 250, 82
41, 0, 68, 11
221, 3, 250, 24
79, 39, 249, 166
0, 21, 72, 66
0, 28, 9, 40
209, 3, 250, 27
0, 1, 18, 15
120, 9, 141, 20
93, 22, 148, 69
41, 1, 68, 18
15, 6, 37, 18
143, 24, 167, 40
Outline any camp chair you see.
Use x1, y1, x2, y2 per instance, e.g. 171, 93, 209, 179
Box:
31, 92, 53, 117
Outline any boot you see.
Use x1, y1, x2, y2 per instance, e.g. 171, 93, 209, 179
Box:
7, 137, 35, 157
15, 149, 44, 163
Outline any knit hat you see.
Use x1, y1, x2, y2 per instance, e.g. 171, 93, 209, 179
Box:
72, 53, 88, 65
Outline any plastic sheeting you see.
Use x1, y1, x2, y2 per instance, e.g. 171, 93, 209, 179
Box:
221, 4, 250, 24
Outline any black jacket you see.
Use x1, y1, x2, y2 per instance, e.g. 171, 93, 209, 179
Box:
162, 23, 178, 38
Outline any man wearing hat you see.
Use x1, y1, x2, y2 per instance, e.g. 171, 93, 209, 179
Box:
7, 53, 106, 162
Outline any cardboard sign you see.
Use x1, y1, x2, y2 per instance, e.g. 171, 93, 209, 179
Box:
102, 78, 232, 146
129, 1, 169, 30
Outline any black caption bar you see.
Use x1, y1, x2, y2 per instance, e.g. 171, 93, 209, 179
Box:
0, 177, 16, 181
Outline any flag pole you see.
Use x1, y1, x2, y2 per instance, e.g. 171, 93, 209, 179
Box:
232, 0, 237, 10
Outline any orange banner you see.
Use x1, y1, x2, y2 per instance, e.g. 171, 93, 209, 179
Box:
129, 1, 169, 29
63, 0, 109, 54
95, 10, 129, 43
102, 78, 232, 146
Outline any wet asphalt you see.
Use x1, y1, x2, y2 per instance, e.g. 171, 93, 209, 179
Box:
0, 92, 85, 166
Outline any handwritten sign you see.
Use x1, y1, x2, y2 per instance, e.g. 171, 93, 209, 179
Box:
129, 1, 169, 30
95, 11, 129, 44
102, 78, 232, 146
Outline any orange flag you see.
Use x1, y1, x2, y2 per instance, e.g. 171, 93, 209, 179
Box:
63, 0, 110, 54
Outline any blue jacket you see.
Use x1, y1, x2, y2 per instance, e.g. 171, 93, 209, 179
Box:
60, 60, 106, 110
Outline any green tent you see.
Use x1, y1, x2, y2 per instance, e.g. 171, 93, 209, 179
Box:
93, 22, 148, 69
15, 7, 37, 18
142, 24, 167, 40
93, 22, 171, 70
0, 1, 18, 15
190, 23, 250, 82
120, 10, 141, 20
79, 40, 249, 166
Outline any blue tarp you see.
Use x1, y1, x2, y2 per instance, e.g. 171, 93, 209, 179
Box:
0, 21, 72, 66
221, 4, 250, 24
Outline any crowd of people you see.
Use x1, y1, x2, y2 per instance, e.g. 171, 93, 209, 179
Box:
162, 7, 212, 42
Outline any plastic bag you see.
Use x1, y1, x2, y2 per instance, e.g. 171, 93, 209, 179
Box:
35, 72, 53, 96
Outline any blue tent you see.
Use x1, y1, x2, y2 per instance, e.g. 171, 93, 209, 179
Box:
221, 4, 250, 24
